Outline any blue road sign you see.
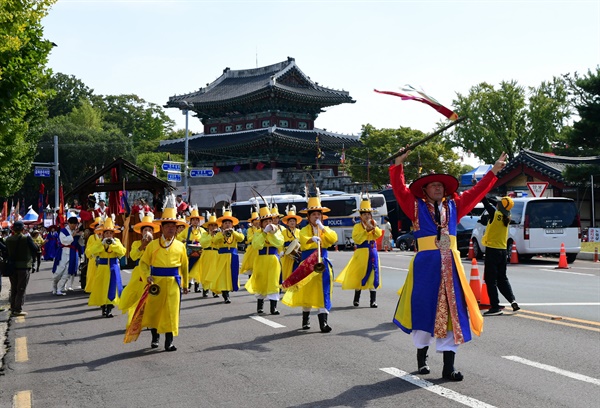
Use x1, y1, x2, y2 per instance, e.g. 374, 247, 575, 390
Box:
167, 173, 182, 182
34, 167, 51, 177
189, 169, 214, 178
162, 162, 182, 172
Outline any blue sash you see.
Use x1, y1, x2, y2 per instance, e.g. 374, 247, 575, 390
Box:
150, 266, 181, 288
97, 258, 123, 301
258, 247, 279, 256
218, 247, 239, 291
357, 241, 380, 288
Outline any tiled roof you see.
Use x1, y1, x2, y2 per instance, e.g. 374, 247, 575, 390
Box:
166, 57, 354, 109
498, 149, 600, 183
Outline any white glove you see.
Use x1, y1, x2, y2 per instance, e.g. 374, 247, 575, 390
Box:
311, 236, 321, 243
263, 224, 273, 233
315, 220, 325, 230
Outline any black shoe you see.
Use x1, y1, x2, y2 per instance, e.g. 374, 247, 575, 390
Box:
301, 311, 311, 330
213, 292, 220, 298
483, 308, 503, 316
369, 291, 378, 308
417, 347, 430, 374
269, 300, 280, 315
194, 283, 201, 293
317, 313, 332, 333
353, 290, 361, 307
202, 290, 209, 298
442, 351, 463, 381
165, 344, 177, 352
257, 299, 264, 314
150, 329, 159, 348
511, 301, 520, 312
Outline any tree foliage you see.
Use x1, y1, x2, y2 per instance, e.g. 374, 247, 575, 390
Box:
446, 79, 571, 164
46, 72, 94, 118
559, 67, 600, 183
346, 124, 467, 188
0, 0, 57, 197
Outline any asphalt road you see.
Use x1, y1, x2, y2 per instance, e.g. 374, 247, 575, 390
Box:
1, 250, 599, 408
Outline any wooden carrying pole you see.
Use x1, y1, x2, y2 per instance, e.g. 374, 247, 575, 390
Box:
379, 116, 466, 164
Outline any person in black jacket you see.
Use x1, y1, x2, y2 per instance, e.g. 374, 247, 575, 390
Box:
5, 221, 39, 317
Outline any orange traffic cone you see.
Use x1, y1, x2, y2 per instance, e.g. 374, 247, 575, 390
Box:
479, 280, 491, 310
510, 242, 519, 264
469, 258, 481, 302
467, 238, 475, 260
556, 243, 569, 269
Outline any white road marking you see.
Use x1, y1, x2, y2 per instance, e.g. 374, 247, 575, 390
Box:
380, 367, 497, 408
249, 316, 286, 328
503, 356, 600, 386
381, 266, 408, 271
539, 269, 594, 276
515, 303, 600, 306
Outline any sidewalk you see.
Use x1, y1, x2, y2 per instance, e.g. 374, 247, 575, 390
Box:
1, 275, 10, 372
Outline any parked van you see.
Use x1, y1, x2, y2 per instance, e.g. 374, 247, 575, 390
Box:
471, 197, 581, 263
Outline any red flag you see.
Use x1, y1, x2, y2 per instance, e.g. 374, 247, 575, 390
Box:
58, 185, 65, 227
109, 167, 122, 215
374, 86, 458, 120
1, 201, 7, 222
256, 162, 265, 170
212, 165, 220, 175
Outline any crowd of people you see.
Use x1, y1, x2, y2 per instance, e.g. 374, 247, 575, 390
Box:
1, 151, 515, 379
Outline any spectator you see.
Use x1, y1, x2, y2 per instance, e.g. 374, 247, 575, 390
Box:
5, 221, 38, 317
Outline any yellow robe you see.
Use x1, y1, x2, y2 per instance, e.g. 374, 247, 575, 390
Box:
119, 240, 147, 325
245, 228, 284, 296
87, 237, 127, 307
205, 230, 244, 293
282, 224, 337, 310
281, 227, 300, 281
199, 230, 217, 289
179, 226, 205, 282
335, 223, 382, 290
240, 226, 259, 274
139, 237, 189, 335
84, 234, 101, 293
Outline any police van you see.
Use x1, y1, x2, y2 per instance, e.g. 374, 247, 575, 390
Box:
471, 197, 581, 263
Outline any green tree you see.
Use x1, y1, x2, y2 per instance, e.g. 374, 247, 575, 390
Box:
447, 79, 571, 163
0, 0, 57, 197
560, 67, 600, 183
347, 124, 465, 188
46, 72, 94, 118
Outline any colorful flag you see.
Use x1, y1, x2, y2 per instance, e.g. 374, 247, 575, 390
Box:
152, 165, 157, 177
340, 146, 345, 164
212, 165, 220, 175
1, 201, 7, 222
231, 184, 237, 203
58, 185, 65, 227
256, 162, 265, 170
232, 165, 241, 173
38, 183, 45, 223
374, 85, 458, 120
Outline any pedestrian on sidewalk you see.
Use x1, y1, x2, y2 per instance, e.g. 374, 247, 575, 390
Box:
480, 196, 520, 316
5, 221, 38, 317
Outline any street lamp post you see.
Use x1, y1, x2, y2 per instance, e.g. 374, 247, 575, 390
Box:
180, 101, 192, 200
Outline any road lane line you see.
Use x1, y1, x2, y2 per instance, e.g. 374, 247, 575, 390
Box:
381, 266, 408, 271
539, 269, 594, 276
249, 316, 285, 328
13, 390, 32, 408
519, 309, 600, 326
15, 337, 28, 362
380, 368, 496, 407
503, 356, 600, 386
515, 314, 600, 332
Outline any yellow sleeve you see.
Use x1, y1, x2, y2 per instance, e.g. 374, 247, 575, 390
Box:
88, 236, 105, 256
268, 229, 284, 248
320, 227, 338, 248
352, 223, 368, 245
109, 238, 127, 258
252, 229, 266, 250
200, 231, 213, 248
130, 240, 144, 262
138, 240, 155, 281
233, 230, 245, 243
179, 242, 189, 288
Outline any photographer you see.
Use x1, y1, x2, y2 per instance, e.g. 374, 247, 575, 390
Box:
51, 217, 83, 296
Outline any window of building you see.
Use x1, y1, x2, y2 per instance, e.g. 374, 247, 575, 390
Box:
209, 126, 218, 134
236, 124, 243, 131
225, 125, 233, 132
279, 119, 289, 128
246, 123, 254, 130
262, 120, 270, 128
298, 122, 307, 129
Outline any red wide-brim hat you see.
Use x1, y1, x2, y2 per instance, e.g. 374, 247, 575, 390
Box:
409, 173, 459, 199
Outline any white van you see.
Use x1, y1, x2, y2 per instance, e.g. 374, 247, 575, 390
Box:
471, 197, 581, 263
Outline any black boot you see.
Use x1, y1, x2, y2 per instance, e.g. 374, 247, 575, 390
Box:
188, 282, 192, 290
194, 282, 201, 293
101, 305, 106, 317
105, 305, 114, 318
317, 313, 332, 333
213, 292, 220, 298
369, 291, 378, 308
223, 291, 231, 304
164, 332, 176, 351
202, 289, 209, 298
442, 351, 463, 381
301, 311, 310, 330
353, 290, 361, 307
270, 300, 280, 315
150, 329, 159, 349
417, 347, 430, 374
257, 299, 264, 314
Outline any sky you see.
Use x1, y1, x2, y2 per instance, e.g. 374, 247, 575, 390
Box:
41, 0, 600, 165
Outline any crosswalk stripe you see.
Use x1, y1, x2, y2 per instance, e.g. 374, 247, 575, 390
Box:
503, 356, 600, 386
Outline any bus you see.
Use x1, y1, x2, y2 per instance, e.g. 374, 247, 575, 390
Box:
230, 192, 388, 250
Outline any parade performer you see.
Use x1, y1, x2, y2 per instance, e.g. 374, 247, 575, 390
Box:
177, 205, 205, 292
245, 205, 284, 315
281, 205, 302, 281
30, 229, 44, 273
269, 204, 286, 255
43, 224, 59, 261
137, 197, 189, 351
52, 217, 83, 296
199, 212, 220, 298
205, 206, 244, 304
119, 211, 159, 325
282, 192, 338, 332
390, 148, 507, 381
335, 196, 382, 308
84, 217, 103, 293
87, 215, 126, 318
240, 207, 259, 275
